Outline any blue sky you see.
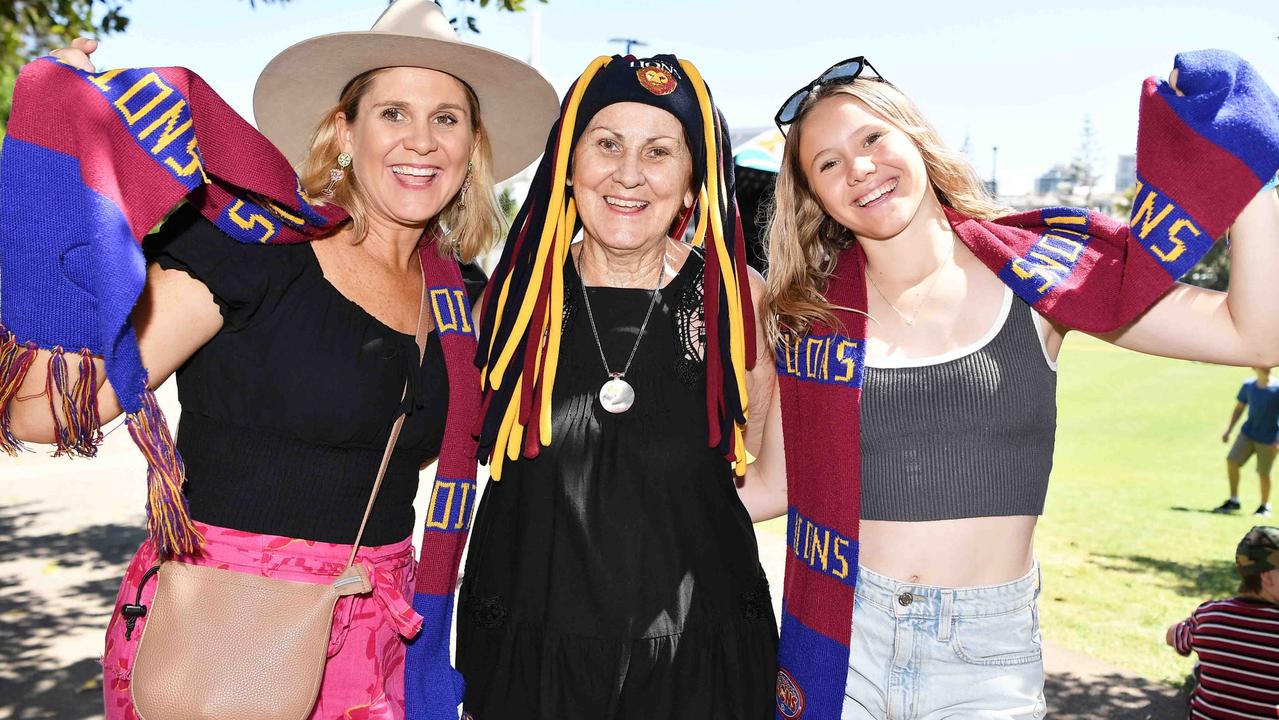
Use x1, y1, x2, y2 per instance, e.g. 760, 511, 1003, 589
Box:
89, 0, 1278, 194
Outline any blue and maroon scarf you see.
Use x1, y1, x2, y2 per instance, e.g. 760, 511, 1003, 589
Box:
0, 57, 478, 719
774, 50, 1279, 719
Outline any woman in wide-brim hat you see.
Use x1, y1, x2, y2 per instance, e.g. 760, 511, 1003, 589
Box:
18, 1, 557, 717
460, 53, 778, 719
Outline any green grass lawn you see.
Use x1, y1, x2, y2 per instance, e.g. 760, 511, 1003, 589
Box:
1038, 333, 1267, 686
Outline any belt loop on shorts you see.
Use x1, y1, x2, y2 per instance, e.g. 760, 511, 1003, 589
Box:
937, 588, 954, 643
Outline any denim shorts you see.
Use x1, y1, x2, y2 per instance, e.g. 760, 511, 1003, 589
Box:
842, 564, 1047, 720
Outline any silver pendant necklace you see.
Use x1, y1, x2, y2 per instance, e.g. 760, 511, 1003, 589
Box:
575, 248, 663, 414
866, 237, 956, 327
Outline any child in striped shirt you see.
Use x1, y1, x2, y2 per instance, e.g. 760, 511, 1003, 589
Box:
1167, 526, 1279, 719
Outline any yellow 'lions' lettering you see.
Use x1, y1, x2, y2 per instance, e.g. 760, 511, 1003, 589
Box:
788, 510, 857, 586
809, 526, 830, 572
86, 68, 207, 183
832, 537, 850, 580
113, 72, 173, 125
425, 479, 475, 531
138, 100, 192, 154
833, 340, 858, 384
163, 135, 205, 179
804, 337, 827, 380
778, 334, 863, 387
1041, 232, 1085, 261
431, 288, 473, 335
454, 482, 472, 530
426, 481, 457, 529
1130, 183, 1176, 241
88, 67, 126, 92
1153, 219, 1200, 263
226, 200, 277, 243
1009, 258, 1058, 294
782, 340, 800, 377
1128, 180, 1204, 268
1009, 229, 1088, 294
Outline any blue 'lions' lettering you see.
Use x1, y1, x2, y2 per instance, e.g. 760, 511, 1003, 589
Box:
776, 333, 864, 388
787, 508, 857, 586
1128, 177, 1210, 280
82, 66, 207, 188
998, 207, 1089, 303
424, 477, 476, 533
431, 287, 474, 336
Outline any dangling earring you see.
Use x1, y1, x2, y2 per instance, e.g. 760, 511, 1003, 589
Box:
456, 160, 474, 210
322, 152, 352, 197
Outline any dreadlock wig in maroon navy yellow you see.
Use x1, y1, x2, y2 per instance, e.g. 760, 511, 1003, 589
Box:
476, 54, 756, 479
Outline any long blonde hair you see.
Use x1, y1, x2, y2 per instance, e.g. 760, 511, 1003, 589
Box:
296, 69, 504, 263
765, 78, 1005, 341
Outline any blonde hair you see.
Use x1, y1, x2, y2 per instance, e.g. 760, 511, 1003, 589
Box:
297, 69, 504, 263
765, 78, 1006, 341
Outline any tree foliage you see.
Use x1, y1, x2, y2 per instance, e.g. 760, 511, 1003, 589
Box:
0, 0, 542, 137
1, 1, 133, 133
447, 0, 546, 34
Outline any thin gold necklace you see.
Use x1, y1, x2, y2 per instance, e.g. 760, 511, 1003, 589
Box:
865, 238, 956, 328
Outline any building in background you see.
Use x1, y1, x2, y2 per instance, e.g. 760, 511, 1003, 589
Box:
1115, 154, 1136, 192
1034, 164, 1074, 195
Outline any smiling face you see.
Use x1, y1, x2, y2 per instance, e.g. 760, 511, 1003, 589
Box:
796, 93, 941, 242
336, 66, 477, 231
571, 102, 695, 255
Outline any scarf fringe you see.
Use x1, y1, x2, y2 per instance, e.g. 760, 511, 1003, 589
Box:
125, 390, 204, 557
45, 346, 104, 457
0, 326, 38, 455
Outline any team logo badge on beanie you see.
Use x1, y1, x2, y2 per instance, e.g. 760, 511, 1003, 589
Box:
636, 66, 677, 96
776, 668, 805, 718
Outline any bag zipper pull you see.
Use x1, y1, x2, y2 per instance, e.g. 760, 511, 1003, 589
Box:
121, 564, 161, 640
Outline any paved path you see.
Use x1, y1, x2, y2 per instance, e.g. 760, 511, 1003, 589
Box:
0, 385, 1185, 718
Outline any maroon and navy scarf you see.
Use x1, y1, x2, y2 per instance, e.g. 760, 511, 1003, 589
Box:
773, 50, 1279, 719
0, 58, 478, 719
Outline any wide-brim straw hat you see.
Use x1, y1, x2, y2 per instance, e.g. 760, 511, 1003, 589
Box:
253, 0, 559, 181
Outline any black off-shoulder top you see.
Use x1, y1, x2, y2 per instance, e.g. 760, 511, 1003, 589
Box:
144, 206, 484, 545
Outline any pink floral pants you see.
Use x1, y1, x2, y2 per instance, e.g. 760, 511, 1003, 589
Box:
102, 522, 422, 719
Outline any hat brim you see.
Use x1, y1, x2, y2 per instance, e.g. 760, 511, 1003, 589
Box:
253, 31, 560, 182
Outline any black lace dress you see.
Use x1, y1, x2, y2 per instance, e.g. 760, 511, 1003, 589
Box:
457, 250, 777, 720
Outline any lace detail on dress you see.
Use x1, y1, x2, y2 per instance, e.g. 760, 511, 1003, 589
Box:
673, 254, 705, 387
740, 577, 772, 622
464, 593, 509, 629
562, 278, 577, 334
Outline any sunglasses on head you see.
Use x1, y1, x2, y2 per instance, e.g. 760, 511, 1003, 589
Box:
774, 56, 887, 134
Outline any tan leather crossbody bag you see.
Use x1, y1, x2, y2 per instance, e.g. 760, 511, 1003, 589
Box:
129, 283, 430, 720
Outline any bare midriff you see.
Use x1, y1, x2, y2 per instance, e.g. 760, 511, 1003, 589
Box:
857, 516, 1037, 588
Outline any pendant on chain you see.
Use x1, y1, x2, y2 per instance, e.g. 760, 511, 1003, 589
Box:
599, 373, 635, 414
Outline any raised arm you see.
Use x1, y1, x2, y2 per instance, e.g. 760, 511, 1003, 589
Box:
8, 264, 222, 443
1098, 189, 1279, 366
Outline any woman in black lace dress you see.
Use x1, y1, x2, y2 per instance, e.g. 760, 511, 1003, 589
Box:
457, 54, 777, 719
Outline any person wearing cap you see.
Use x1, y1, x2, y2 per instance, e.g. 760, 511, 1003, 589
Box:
1167, 526, 1279, 718
461, 54, 777, 718
17, 1, 557, 717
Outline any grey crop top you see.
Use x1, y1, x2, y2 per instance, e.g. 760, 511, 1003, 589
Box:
859, 289, 1057, 521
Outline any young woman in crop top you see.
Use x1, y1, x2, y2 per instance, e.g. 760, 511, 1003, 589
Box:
742, 56, 1279, 718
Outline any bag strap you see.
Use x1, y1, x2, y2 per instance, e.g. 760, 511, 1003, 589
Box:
345, 269, 431, 568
